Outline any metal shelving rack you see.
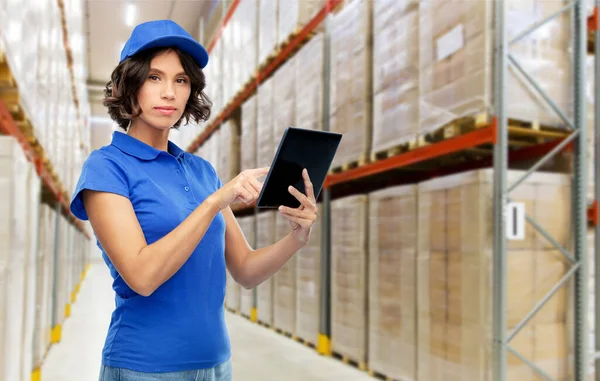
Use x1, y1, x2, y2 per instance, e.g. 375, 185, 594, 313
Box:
493, 1, 588, 380
192, 0, 593, 379
594, 1, 600, 379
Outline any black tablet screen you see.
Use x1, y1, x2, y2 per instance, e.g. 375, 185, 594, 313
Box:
258, 128, 341, 208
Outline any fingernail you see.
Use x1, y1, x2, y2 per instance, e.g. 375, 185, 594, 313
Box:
288, 186, 293, 191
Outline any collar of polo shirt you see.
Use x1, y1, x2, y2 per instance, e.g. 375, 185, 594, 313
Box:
111, 131, 185, 161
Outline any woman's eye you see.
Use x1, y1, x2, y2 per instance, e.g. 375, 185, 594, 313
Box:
177, 78, 188, 84
149, 75, 160, 81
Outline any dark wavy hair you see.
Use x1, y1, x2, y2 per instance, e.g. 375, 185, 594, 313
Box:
103, 46, 212, 130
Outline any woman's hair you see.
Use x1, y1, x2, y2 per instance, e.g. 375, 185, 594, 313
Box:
103, 46, 212, 130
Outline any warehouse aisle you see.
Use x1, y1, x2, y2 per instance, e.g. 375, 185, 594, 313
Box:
41, 262, 377, 381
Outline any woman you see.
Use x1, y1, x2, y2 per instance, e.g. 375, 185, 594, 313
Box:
70, 20, 318, 381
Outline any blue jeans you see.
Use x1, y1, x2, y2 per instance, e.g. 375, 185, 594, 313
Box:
99, 360, 232, 381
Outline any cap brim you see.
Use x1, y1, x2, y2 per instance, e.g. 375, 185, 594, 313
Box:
128, 35, 209, 68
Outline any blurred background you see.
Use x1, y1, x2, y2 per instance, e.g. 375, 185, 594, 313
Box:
2, 0, 600, 380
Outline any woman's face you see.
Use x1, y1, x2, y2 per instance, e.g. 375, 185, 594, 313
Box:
136, 50, 191, 130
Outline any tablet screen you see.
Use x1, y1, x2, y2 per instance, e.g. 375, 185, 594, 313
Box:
257, 127, 342, 208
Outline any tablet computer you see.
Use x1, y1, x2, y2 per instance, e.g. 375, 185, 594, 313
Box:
256, 127, 342, 209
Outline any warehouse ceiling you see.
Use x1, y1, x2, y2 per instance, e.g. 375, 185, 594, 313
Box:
84, 0, 214, 147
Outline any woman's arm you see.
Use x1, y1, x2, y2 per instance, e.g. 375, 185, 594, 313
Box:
224, 169, 319, 289
84, 190, 220, 296
222, 208, 305, 289
83, 167, 269, 297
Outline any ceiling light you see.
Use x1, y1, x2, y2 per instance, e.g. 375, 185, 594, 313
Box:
125, 3, 136, 27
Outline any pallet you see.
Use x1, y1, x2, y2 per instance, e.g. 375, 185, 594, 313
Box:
329, 155, 368, 174
424, 112, 490, 144
277, 26, 316, 54
367, 369, 397, 381
257, 320, 274, 330
274, 327, 296, 340
368, 113, 570, 166
240, 312, 251, 320
332, 351, 367, 372
0, 58, 16, 89
294, 336, 317, 350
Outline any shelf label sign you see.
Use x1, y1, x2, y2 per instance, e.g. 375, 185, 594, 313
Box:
506, 202, 525, 241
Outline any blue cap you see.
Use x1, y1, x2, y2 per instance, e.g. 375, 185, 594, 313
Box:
120, 20, 209, 68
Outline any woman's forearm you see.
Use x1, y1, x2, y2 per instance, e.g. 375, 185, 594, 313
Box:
242, 233, 305, 289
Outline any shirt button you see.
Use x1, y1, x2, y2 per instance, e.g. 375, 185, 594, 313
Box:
184, 186, 190, 192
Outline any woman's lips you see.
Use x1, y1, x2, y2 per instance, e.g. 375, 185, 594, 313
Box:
155, 107, 176, 116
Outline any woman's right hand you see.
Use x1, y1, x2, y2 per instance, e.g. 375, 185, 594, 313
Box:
209, 167, 270, 210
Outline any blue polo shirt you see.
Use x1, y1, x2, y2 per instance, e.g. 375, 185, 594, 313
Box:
70, 131, 230, 372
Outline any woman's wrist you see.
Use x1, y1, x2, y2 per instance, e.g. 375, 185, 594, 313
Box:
203, 195, 223, 214
288, 231, 309, 246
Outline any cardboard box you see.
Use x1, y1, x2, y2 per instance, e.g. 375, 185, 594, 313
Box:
273, 57, 296, 143
368, 185, 418, 380
257, 211, 276, 325
295, 203, 322, 346
273, 212, 297, 334
295, 33, 324, 132
419, 0, 572, 134
277, 0, 325, 47
257, 78, 275, 169
331, 194, 369, 363
372, 0, 419, 153
238, 215, 256, 317
329, 0, 373, 168
417, 169, 571, 380
241, 95, 258, 171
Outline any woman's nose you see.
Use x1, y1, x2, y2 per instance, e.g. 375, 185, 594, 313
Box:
161, 84, 175, 99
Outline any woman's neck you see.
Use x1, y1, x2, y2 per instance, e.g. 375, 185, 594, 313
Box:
127, 119, 170, 152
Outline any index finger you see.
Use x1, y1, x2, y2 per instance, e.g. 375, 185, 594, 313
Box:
250, 167, 270, 177
302, 169, 316, 204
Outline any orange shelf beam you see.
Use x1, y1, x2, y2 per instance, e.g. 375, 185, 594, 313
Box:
324, 125, 496, 188
0, 100, 90, 240
186, 0, 343, 153
589, 6, 598, 31
589, 201, 598, 227
207, 0, 240, 54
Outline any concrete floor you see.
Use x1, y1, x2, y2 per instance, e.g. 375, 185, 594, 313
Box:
41, 261, 377, 381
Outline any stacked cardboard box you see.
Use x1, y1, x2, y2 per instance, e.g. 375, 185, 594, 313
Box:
329, 0, 373, 169
588, 229, 596, 380
19, 154, 41, 380
217, 118, 241, 183
197, 128, 220, 175
277, 0, 325, 47
257, 78, 275, 168
238, 215, 256, 317
0, 0, 89, 196
331, 194, 369, 364
273, 212, 297, 334
273, 57, 296, 143
417, 169, 571, 381
241, 95, 258, 171
0, 136, 30, 381
241, 0, 259, 84
295, 33, 324, 132
372, 0, 419, 154
368, 185, 418, 381
296, 203, 322, 346
419, 0, 572, 134
258, 0, 278, 66
204, 39, 224, 125
33, 204, 55, 370
257, 211, 276, 325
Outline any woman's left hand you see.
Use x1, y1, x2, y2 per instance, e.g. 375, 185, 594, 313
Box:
278, 169, 318, 245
